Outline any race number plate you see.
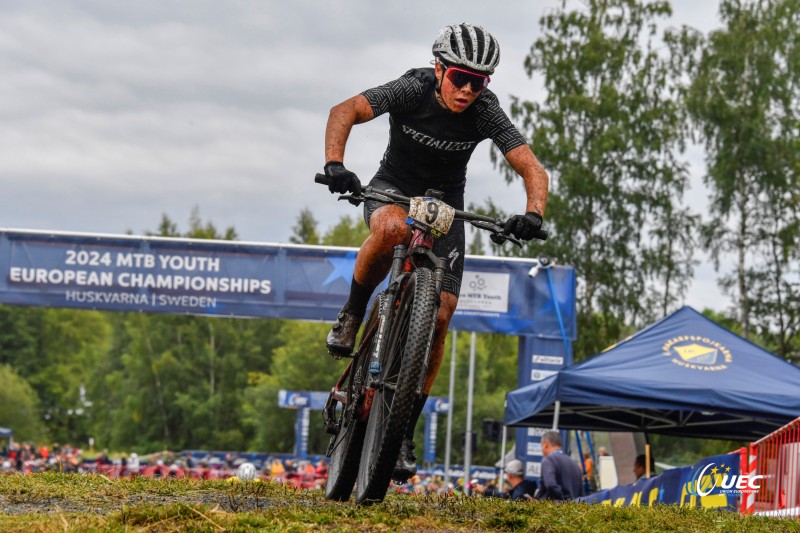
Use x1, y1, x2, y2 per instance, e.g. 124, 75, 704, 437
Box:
408, 197, 455, 237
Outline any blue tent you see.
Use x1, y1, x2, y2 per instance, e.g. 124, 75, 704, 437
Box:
505, 306, 800, 440
0, 427, 11, 439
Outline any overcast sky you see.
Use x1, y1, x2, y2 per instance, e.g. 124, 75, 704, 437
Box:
1, 0, 730, 312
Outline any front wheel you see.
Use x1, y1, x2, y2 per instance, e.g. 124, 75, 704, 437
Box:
324, 296, 383, 501
355, 268, 438, 504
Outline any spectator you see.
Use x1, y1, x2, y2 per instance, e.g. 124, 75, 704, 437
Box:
634, 453, 655, 481
476, 460, 537, 500
182, 453, 196, 469
582, 452, 597, 492
536, 431, 583, 500
598, 446, 609, 457
503, 460, 538, 500
96, 449, 112, 466
128, 452, 140, 475
269, 458, 285, 482
38, 443, 50, 461
481, 479, 498, 497
315, 459, 328, 478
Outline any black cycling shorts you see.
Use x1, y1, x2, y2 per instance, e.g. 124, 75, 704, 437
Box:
363, 172, 465, 297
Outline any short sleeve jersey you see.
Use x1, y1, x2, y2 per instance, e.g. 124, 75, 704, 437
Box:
361, 68, 527, 192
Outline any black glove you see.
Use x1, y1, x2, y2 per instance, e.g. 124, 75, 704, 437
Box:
504, 212, 543, 241
324, 162, 361, 196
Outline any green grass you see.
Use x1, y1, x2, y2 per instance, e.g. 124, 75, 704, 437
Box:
1, 473, 798, 532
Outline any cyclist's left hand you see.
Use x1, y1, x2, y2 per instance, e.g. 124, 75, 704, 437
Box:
503, 212, 543, 241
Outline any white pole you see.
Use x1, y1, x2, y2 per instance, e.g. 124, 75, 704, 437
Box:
464, 331, 477, 496
499, 424, 508, 493
444, 330, 457, 486
552, 400, 561, 431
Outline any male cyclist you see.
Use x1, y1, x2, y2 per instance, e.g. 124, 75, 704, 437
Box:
321, 23, 549, 482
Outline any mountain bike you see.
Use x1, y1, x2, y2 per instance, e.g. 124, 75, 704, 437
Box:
315, 174, 547, 504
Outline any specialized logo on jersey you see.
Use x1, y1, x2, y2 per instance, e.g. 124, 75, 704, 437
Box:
662, 336, 732, 371
447, 248, 460, 269
400, 125, 476, 151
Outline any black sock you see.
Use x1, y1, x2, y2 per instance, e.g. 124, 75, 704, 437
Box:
405, 393, 429, 440
343, 278, 372, 319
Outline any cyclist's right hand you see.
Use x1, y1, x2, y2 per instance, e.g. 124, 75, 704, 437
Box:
324, 162, 362, 196
503, 211, 543, 241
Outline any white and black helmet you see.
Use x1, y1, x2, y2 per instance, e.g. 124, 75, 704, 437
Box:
432, 23, 500, 75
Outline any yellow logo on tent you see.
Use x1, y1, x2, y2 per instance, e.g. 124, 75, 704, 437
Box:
662, 336, 732, 371
674, 343, 718, 365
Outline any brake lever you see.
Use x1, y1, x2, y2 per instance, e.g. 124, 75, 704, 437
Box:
490, 232, 523, 248
504, 233, 523, 248
337, 194, 365, 206
471, 220, 523, 248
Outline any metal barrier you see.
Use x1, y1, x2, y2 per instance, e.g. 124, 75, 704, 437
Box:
746, 417, 800, 517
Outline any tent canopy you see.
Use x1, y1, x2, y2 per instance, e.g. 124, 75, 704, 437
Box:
505, 306, 800, 441
0, 427, 12, 439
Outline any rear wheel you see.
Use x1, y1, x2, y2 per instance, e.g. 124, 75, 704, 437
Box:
324, 296, 384, 501
355, 268, 438, 504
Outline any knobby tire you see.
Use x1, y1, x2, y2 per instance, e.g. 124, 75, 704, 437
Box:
355, 267, 438, 504
324, 296, 384, 501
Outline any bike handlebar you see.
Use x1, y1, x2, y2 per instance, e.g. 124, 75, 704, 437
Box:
315, 174, 548, 245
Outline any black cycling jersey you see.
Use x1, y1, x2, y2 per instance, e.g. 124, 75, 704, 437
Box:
361, 68, 527, 192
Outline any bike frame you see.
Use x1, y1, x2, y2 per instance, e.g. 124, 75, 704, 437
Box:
356, 210, 448, 422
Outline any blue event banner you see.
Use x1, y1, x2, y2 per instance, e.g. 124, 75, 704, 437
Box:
0, 230, 575, 338
578, 453, 741, 510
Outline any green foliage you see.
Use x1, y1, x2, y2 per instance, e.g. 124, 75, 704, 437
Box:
88, 313, 282, 453
289, 207, 320, 245
0, 306, 110, 444
687, 0, 800, 348
0, 365, 45, 442
147, 207, 238, 240
291, 207, 369, 248
426, 331, 519, 465
495, 0, 701, 358
322, 215, 370, 247
649, 433, 740, 468
0, 306, 41, 377
245, 320, 352, 455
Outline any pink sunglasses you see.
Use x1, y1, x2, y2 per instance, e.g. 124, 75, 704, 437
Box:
444, 65, 490, 92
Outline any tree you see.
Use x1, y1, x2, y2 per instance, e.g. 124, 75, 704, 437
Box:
0, 365, 45, 442
33, 309, 111, 445
290, 208, 320, 245
687, 0, 800, 346
427, 331, 519, 465
145, 207, 238, 240
0, 306, 111, 446
242, 320, 341, 454
322, 215, 369, 247
89, 211, 277, 451
499, 0, 699, 357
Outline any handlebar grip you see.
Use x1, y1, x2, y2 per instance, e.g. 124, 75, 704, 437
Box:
533, 228, 549, 241
315, 173, 330, 185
